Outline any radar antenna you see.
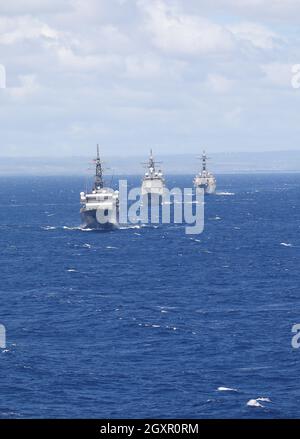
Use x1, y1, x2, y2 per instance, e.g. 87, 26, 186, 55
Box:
202, 150, 207, 172
142, 149, 162, 173
94, 144, 104, 191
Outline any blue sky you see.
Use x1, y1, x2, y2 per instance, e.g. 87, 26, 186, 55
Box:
0, 0, 300, 157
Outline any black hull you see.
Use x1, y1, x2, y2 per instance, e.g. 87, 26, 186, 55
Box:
80, 209, 119, 231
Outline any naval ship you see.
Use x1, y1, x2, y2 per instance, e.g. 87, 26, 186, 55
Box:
194, 151, 217, 195
80, 146, 119, 230
141, 150, 165, 197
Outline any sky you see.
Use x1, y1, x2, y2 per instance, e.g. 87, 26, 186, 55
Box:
0, 0, 300, 158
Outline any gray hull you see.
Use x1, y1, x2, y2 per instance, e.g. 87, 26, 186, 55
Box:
196, 183, 216, 195
204, 184, 216, 195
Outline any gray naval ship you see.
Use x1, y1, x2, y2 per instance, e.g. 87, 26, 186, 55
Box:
194, 151, 217, 195
80, 146, 119, 230
141, 150, 165, 197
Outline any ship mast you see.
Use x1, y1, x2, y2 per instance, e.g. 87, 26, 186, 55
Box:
149, 149, 155, 172
142, 149, 162, 174
202, 150, 207, 172
94, 144, 104, 191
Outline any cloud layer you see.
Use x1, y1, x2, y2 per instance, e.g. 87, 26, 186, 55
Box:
0, 0, 299, 157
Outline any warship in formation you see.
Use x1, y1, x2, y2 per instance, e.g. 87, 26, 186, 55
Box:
80, 146, 119, 230
141, 150, 165, 197
194, 151, 217, 195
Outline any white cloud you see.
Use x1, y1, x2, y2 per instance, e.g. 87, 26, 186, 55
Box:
261, 63, 293, 86
124, 54, 186, 80
124, 55, 162, 79
7, 74, 40, 99
0, 16, 60, 45
206, 74, 234, 94
194, 0, 300, 21
138, 0, 234, 55
55, 46, 121, 72
0, 0, 299, 157
229, 22, 280, 49
0, 0, 72, 15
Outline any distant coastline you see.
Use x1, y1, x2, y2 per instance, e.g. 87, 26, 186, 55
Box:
0, 150, 300, 176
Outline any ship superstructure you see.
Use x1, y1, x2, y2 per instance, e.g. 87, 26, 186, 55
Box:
194, 151, 216, 195
141, 150, 165, 197
80, 146, 119, 230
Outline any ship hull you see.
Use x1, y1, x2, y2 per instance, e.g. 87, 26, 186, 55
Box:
80, 208, 119, 231
141, 180, 165, 197
202, 183, 216, 195
194, 178, 216, 195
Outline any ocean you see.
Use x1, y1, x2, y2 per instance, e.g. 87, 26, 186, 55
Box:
0, 174, 299, 419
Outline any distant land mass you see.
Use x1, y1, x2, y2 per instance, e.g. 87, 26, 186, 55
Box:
0, 151, 300, 176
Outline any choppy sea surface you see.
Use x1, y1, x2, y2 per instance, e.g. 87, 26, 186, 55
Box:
0, 174, 299, 419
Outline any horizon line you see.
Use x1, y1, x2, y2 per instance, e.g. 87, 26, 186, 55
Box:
0, 149, 300, 159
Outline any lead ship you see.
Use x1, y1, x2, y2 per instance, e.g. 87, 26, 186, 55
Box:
141, 150, 165, 197
80, 146, 119, 230
194, 151, 217, 195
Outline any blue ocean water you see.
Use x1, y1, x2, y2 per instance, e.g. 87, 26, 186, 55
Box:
0, 174, 299, 419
